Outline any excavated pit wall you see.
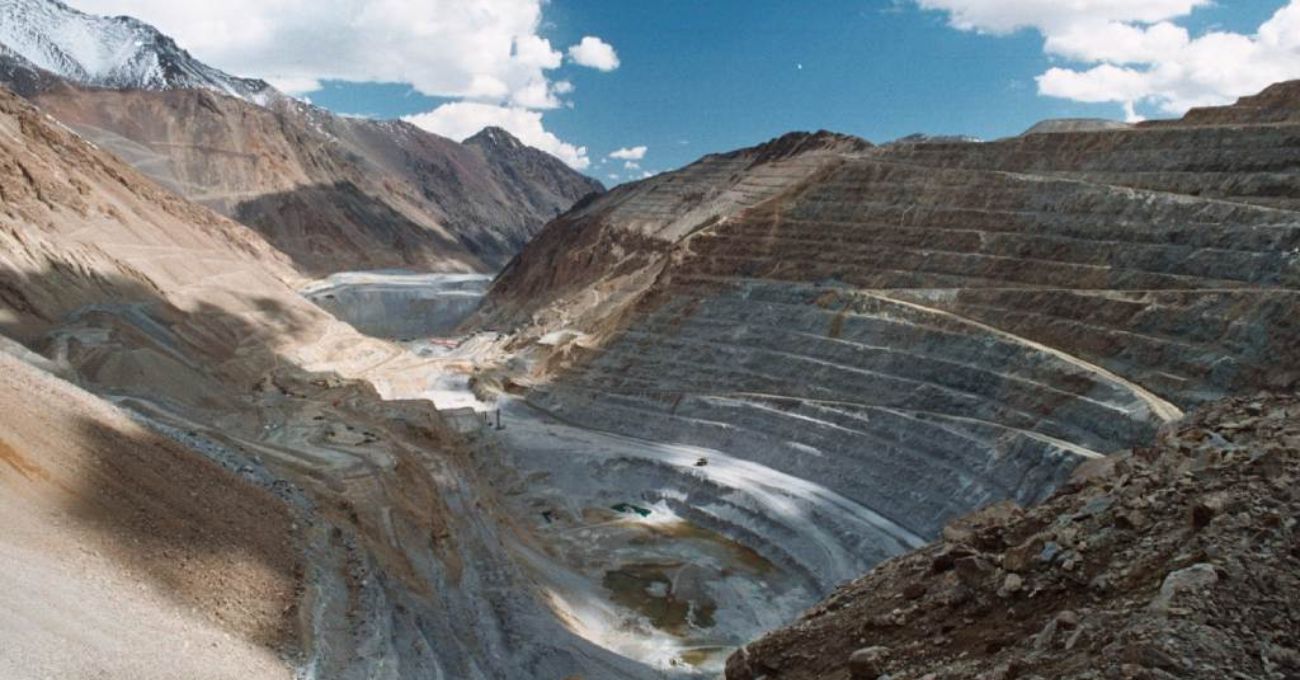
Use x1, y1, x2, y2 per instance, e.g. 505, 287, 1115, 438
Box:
528, 280, 1150, 550
503, 121, 1300, 597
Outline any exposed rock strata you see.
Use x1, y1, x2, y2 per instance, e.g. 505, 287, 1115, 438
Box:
476, 83, 1300, 591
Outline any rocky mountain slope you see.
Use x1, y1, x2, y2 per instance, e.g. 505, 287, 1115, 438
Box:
474, 82, 1300, 605
0, 0, 603, 275
0, 82, 660, 679
0, 77, 318, 677
725, 394, 1300, 680
0, 340, 300, 680
0, 81, 298, 342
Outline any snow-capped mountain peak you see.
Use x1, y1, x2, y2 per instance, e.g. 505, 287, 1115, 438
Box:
0, 0, 279, 105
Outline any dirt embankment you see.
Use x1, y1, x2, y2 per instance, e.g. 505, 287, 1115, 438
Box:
0, 349, 301, 680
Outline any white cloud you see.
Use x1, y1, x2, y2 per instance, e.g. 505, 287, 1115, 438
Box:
509, 78, 562, 109
1042, 20, 1190, 64
916, 0, 1206, 34
609, 145, 647, 160
73, 0, 616, 167
623, 161, 640, 170
404, 102, 590, 170
568, 36, 620, 71
73, 0, 575, 101
1036, 63, 1153, 104
918, 0, 1300, 119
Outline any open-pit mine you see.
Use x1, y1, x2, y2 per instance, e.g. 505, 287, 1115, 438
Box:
1, 3, 1299, 678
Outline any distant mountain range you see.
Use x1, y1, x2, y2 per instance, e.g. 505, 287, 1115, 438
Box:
0, 0, 603, 275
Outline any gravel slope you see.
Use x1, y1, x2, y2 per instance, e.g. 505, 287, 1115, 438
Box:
0, 347, 300, 680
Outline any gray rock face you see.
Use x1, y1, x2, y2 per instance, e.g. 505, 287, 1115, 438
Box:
482, 82, 1300, 566
721, 395, 1300, 680
529, 280, 1144, 542
1150, 563, 1219, 613
848, 646, 890, 678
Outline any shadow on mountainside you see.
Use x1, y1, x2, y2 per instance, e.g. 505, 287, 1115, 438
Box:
0, 261, 484, 667
232, 181, 489, 277
66, 412, 304, 650
0, 266, 330, 653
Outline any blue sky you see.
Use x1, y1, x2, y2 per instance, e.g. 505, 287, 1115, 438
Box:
311, 3, 1062, 176
76, 0, 1300, 183
308, 0, 1298, 183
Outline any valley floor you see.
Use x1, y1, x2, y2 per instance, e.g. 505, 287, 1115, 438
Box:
297, 271, 930, 676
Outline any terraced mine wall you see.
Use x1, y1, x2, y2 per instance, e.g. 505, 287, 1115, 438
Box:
725, 394, 1300, 680
489, 95, 1300, 592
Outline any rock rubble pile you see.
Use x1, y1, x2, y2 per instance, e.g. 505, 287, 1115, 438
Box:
726, 395, 1300, 680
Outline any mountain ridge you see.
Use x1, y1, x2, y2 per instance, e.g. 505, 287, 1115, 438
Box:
0, 0, 278, 104
0, 0, 604, 275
